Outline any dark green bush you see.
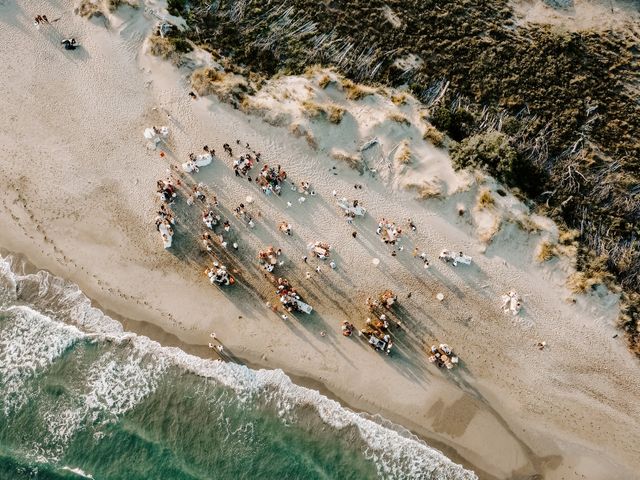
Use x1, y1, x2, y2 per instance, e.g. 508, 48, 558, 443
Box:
451, 131, 545, 195
180, 0, 638, 298
430, 107, 476, 142
167, 0, 186, 16
169, 37, 193, 53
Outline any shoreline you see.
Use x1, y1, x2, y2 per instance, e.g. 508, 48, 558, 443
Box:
101, 294, 501, 480
1, 245, 493, 478
1, 2, 640, 479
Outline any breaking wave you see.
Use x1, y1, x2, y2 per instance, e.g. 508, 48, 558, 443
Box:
0, 254, 476, 479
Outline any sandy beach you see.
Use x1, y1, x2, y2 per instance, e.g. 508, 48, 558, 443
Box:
1, 1, 640, 479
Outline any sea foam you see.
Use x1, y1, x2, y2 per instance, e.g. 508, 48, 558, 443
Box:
0, 255, 477, 479
0, 304, 84, 415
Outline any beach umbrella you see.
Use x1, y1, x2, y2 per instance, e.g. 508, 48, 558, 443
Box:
436, 293, 444, 301
372, 258, 380, 266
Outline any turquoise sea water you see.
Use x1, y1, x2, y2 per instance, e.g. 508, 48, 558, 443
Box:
0, 255, 476, 480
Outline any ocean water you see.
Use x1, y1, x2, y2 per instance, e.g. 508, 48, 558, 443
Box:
0, 255, 476, 480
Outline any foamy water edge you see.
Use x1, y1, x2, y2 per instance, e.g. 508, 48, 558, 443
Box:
0, 254, 477, 479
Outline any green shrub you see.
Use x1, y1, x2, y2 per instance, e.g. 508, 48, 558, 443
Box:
451, 131, 544, 195
169, 37, 193, 53
429, 107, 475, 141
167, 0, 186, 16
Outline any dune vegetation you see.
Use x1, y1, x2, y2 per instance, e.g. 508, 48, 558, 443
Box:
163, 0, 639, 353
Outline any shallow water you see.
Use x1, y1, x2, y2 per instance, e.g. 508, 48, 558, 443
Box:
0, 255, 476, 480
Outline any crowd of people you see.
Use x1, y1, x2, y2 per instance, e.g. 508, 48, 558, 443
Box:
206, 262, 234, 286
257, 164, 287, 195
338, 198, 366, 223
376, 218, 403, 245
155, 204, 175, 249
367, 290, 398, 311
308, 241, 331, 260
428, 344, 459, 369
439, 249, 472, 266
233, 153, 255, 177
156, 178, 177, 203
258, 246, 281, 273
360, 290, 403, 355
276, 277, 312, 314
146, 131, 533, 370
182, 146, 213, 173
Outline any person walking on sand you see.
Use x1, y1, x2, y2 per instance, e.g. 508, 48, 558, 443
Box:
61, 38, 78, 50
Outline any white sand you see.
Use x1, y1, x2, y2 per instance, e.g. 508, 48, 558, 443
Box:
1, 1, 640, 479
512, 0, 640, 30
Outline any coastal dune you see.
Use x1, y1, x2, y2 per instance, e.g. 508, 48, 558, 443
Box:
1, 1, 639, 479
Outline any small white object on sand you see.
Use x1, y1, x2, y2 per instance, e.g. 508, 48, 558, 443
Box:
436, 293, 445, 301
246, 195, 254, 204
143, 127, 157, 140
158, 222, 173, 248
359, 137, 379, 152
372, 258, 380, 266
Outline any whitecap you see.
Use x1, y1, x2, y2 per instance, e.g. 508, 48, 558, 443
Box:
0, 253, 477, 479
61, 466, 95, 478
0, 305, 84, 415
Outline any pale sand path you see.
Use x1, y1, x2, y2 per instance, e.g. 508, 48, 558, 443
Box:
1, 2, 639, 479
